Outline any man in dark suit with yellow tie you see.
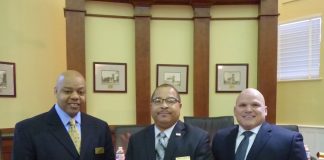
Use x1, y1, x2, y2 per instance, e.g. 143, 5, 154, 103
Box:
212, 88, 307, 160
12, 70, 115, 160
126, 84, 213, 160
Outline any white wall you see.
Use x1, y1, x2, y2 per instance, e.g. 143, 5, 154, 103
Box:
300, 125, 324, 158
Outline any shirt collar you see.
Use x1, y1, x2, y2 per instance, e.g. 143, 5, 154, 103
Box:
154, 121, 177, 139
238, 124, 262, 136
55, 103, 81, 126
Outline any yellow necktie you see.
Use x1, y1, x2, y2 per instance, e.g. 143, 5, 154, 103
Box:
68, 118, 81, 154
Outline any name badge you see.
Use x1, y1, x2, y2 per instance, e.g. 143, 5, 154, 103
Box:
95, 147, 105, 154
176, 156, 191, 160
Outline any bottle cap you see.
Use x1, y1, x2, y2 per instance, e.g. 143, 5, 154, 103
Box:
318, 152, 324, 158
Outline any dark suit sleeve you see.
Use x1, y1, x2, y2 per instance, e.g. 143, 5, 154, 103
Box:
289, 132, 307, 160
211, 132, 221, 160
194, 132, 214, 160
12, 122, 36, 160
104, 124, 116, 160
125, 135, 134, 160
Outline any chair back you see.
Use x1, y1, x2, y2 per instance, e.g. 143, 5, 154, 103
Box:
277, 125, 299, 132
184, 116, 234, 142
114, 125, 146, 152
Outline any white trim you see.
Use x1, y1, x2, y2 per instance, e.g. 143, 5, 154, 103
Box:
299, 126, 324, 157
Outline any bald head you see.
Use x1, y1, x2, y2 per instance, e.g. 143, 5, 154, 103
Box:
56, 70, 84, 89
236, 88, 265, 106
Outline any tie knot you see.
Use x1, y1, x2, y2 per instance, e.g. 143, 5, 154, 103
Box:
69, 119, 76, 126
158, 132, 167, 139
243, 131, 253, 138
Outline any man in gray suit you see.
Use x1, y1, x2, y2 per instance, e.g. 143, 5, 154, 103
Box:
12, 70, 115, 160
126, 83, 213, 160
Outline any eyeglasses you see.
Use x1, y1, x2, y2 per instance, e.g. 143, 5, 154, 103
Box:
151, 97, 180, 106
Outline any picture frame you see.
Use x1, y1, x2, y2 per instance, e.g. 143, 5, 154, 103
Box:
93, 62, 127, 93
157, 64, 188, 94
216, 64, 248, 93
0, 61, 16, 97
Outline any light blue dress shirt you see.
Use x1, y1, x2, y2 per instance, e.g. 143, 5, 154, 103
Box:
55, 104, 81, 136
154, 122, 177, 147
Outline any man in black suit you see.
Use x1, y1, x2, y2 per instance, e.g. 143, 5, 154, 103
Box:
212, 88, 307, 160
126, 83, 213, 160
12, 70, 115, 160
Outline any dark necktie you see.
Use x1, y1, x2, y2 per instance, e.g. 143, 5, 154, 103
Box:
156, 132, 167, 160
235, 131, 253, 160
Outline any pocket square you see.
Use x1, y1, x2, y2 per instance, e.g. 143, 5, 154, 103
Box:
95, 147, 105, 154
176, 156, 190, 160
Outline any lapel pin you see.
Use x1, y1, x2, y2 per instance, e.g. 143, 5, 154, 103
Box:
176, 133, 181, 136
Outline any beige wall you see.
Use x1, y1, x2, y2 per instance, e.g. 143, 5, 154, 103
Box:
151, 5, 195, 120
210, 5, 259, 117
85, 2, 136, 124
1, 1, 283, 128
0, 0, 66, 128
277, 0, 324, 125
84, 2, 259, 125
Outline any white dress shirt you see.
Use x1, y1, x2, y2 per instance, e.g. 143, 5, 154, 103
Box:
235, 124, 262, 160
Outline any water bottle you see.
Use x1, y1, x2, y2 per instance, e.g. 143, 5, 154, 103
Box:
304, 145, 311, 160
116, 146, 125, 160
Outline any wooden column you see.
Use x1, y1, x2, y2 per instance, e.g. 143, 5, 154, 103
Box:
193, 7, 210, 117
134, 6, 151, 125
0, 128, 14, 160
65, 0, 86, 113
258, 0, 278, 123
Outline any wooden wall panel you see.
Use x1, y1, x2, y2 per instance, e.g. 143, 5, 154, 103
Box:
193, 8, 210, 117
134, 6, 152, 125
65, 0, 86, 113
91, 0, 259, 5
258, 0, 278, 123
0, 128, 14, 160
65, 11, 86, 76
65, 0, 86, 76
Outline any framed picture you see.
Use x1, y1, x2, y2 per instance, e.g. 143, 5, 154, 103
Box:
0, 61, 16, 97
216, 64, 248, 93
157, 64, 188, 94
93, 62, 127, 93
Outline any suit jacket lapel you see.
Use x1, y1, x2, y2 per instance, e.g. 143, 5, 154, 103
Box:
246, 122, 272, 160
227, 126, 239, 160
79, 114, 96, 158
46, 106, 80, 158
164, 121, 184, 160
144, 125, 156, 160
